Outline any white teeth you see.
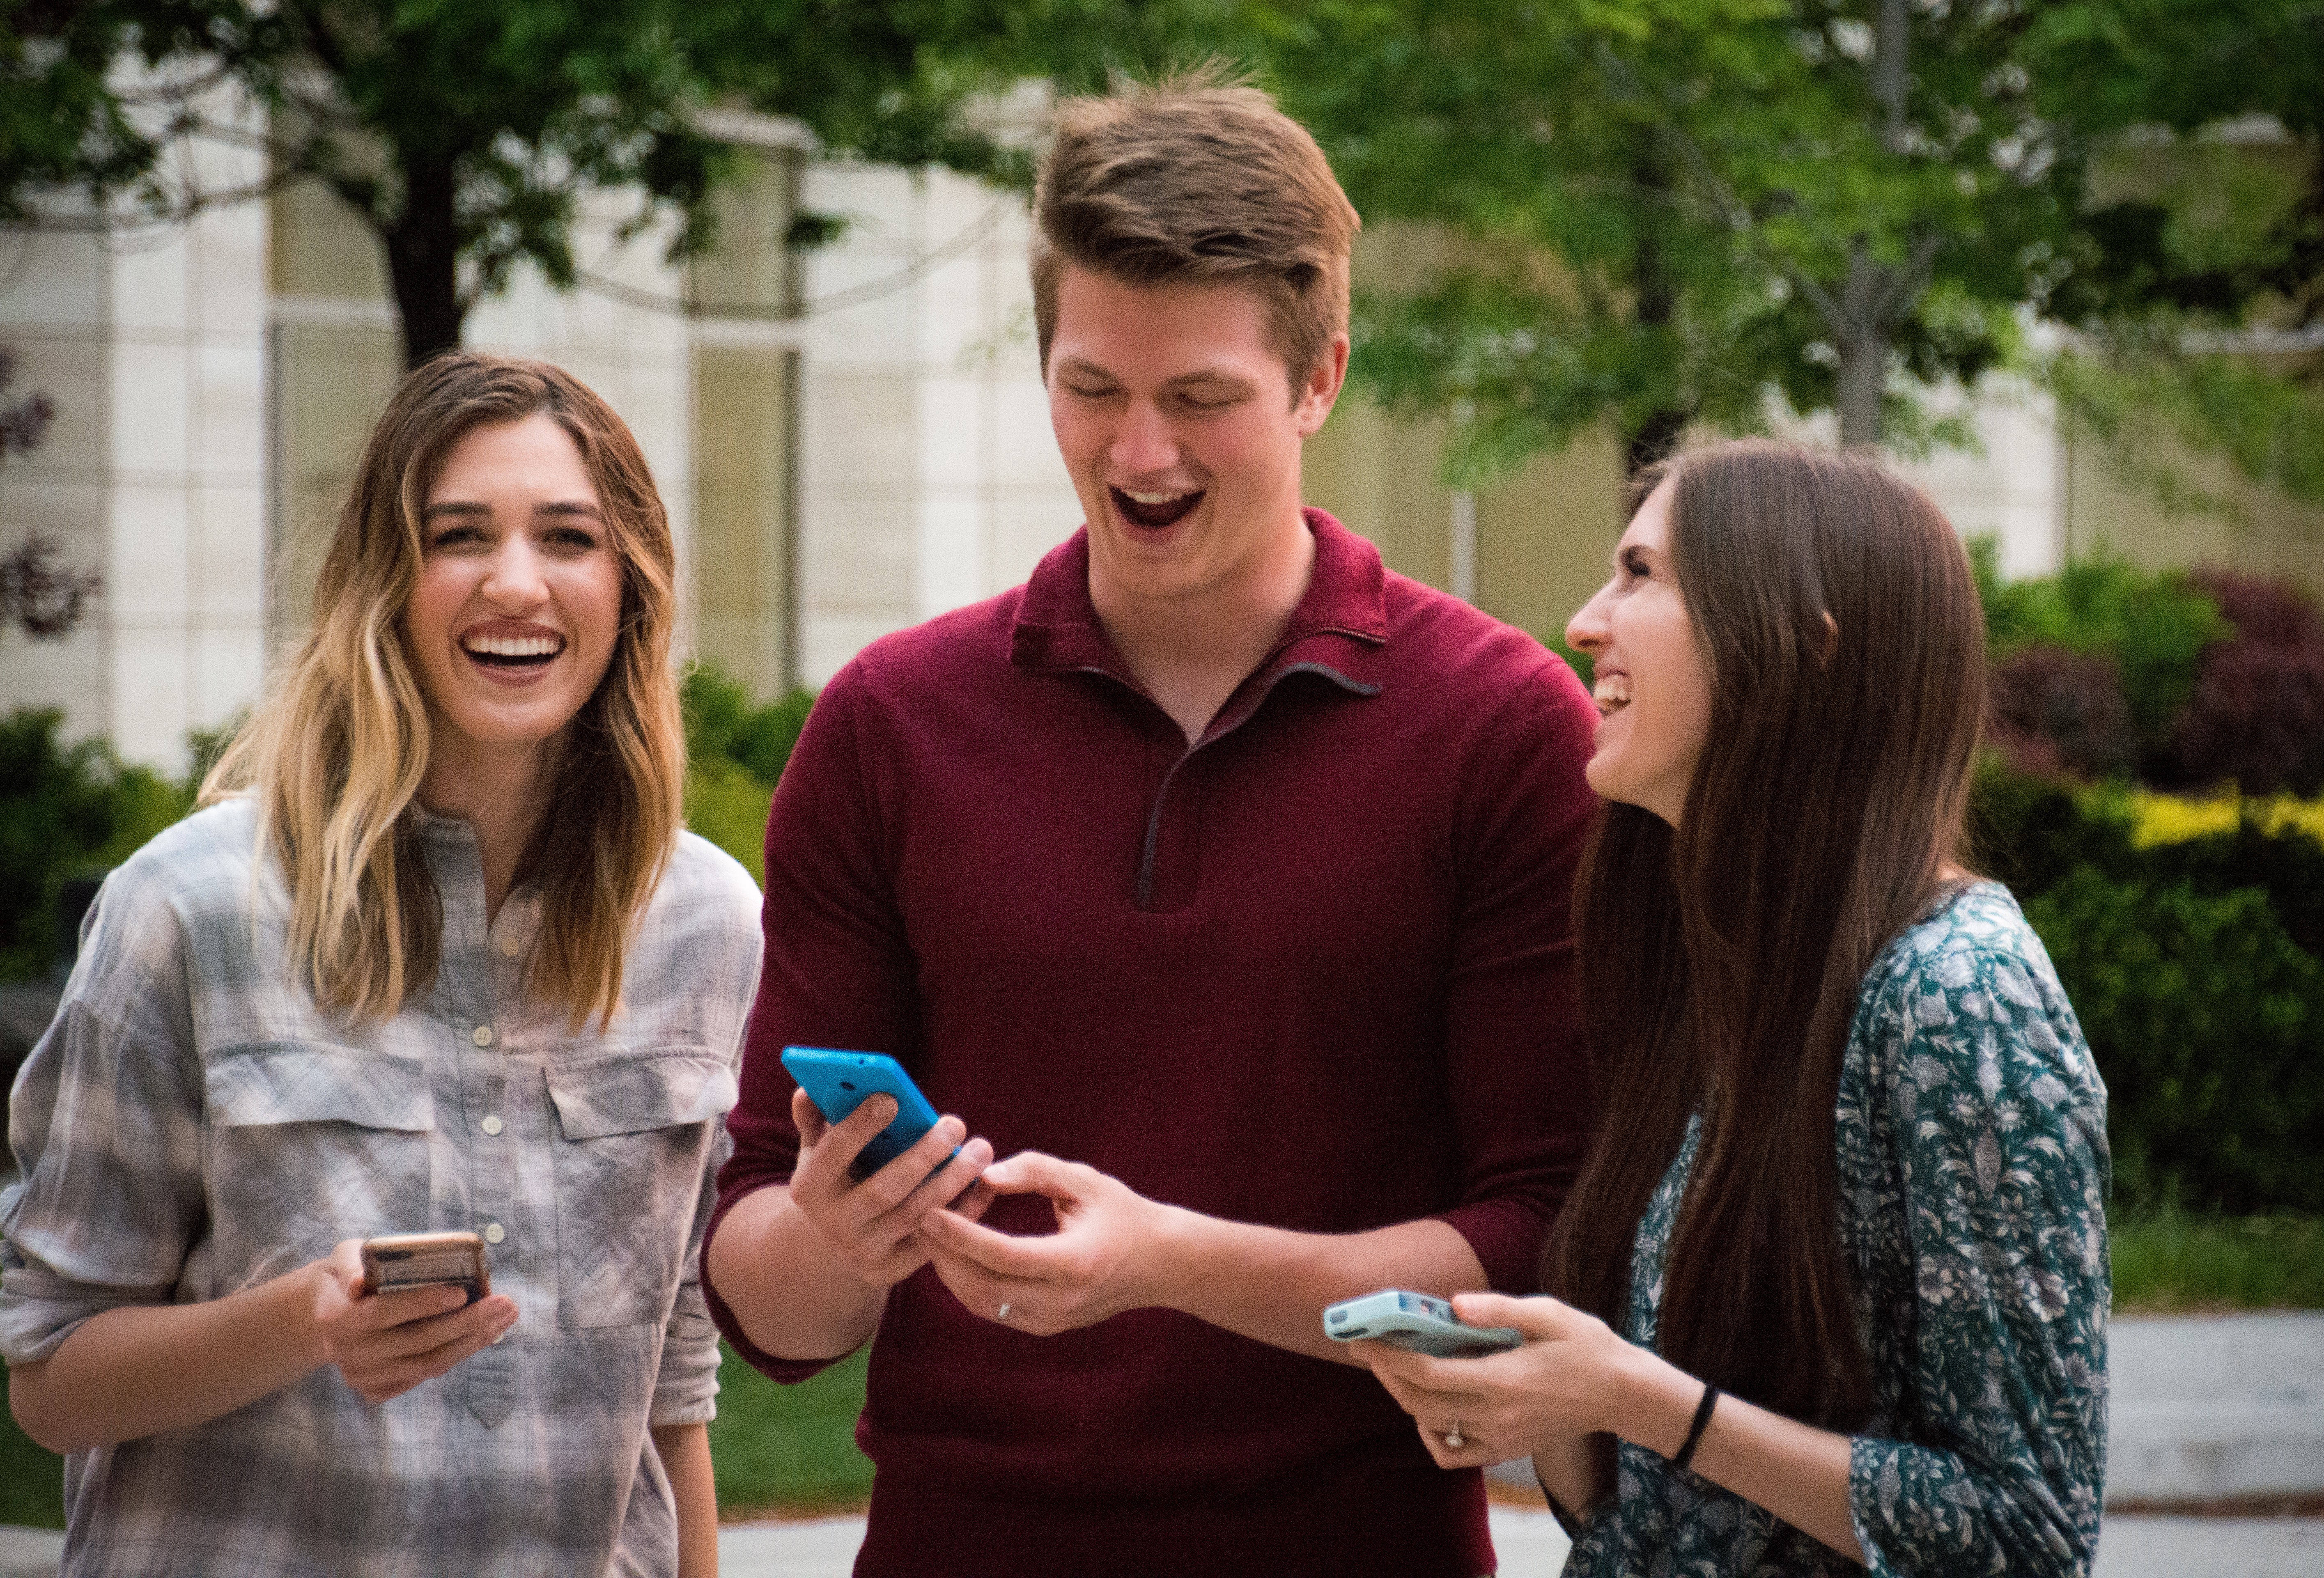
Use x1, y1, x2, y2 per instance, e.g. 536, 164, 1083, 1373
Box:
1593, 674, 1631, 715
464, 634, 563, 658
1123, 490, 1192, 505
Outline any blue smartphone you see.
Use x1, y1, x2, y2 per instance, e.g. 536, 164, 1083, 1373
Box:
1323, 1289, 1523, 1357
780, 1046, 947, 1179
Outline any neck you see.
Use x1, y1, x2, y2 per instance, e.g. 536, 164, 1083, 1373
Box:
1092, 508, 1316, 744
417, 729, 564, 922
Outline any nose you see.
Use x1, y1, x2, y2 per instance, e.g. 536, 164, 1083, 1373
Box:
1566, 580, 1613, 656
480, 534, 548, 607
1109, 398, 1180, 479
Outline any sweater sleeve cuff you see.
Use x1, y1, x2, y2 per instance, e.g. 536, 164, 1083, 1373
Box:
1431, 1197, 1552, 1294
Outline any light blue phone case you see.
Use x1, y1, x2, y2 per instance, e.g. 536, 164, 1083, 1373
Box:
1323, 1289, 1523, 1356
780, 1046, 945, 1178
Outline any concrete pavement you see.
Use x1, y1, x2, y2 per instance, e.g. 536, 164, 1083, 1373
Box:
2108, 1312, 2324, 1504
17, 1508, 2322, 1577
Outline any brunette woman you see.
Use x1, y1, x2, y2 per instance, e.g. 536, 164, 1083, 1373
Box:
1358, 440, 2108, 1576
2, 353, 760, 1576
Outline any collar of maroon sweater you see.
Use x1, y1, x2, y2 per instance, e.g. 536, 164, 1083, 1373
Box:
1008, 507, 1390, 746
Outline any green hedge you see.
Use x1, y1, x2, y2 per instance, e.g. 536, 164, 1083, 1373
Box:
0, 709, 196, 980
1972, 759, 2324, 1213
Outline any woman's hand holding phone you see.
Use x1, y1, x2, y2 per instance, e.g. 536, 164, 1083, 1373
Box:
1356, 1290, 1637, 1472
310, 1239, 518, 1404
788, 1085, 997, 1290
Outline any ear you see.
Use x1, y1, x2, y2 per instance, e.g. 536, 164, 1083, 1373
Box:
1295, 332, 1351, 438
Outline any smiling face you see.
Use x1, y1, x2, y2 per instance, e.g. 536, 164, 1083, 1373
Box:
402, 413, 625, 789
1046, 265, 1346, 616
1564, 478, 1715, 826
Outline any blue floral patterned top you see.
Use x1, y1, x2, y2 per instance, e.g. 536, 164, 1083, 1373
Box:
1562, 881, 2110, 1578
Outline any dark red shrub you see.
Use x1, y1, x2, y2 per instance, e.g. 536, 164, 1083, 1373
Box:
2188, 570, 2321, 649
2165, 571, 2324, 795
1987, 643, 2140, 781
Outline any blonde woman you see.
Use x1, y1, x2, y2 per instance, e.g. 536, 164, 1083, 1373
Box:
1, 353, 761, 1577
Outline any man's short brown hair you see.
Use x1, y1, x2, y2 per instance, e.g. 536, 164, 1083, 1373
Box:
1031, 70, 1361, 394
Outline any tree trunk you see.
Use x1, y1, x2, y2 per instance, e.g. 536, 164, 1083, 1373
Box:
380, 154, 463, 369
1830, 0, 1915, 447
1624, 146, 1690, 479
1627, 408, 1688, 478
1834, 328, 1885, 448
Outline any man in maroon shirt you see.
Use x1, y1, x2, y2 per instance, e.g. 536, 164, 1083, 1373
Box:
704, 73, 1601, 1576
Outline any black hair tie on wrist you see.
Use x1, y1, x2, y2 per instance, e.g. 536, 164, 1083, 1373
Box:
1672, 1383, 1721, 1473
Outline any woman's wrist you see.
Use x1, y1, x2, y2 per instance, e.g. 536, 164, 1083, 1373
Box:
1608, 1341, 1710, 1458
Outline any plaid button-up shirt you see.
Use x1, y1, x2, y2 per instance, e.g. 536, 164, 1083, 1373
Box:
2, 798, 762, 1577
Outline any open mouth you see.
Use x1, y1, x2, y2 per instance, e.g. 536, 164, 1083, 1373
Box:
462, 632, 565, 670
1593, 673, 1631, 718
1109, 486, 1203, 530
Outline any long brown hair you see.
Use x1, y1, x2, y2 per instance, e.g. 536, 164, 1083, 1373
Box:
1549, 439, 1986, 1429
204, 353, 685, 1029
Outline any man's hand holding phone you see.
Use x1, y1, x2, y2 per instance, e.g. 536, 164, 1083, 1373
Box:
310, 1239, 518, 1404
788, 1083, 996, 1291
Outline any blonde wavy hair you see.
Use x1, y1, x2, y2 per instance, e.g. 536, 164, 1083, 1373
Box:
204, 353, 685, 1029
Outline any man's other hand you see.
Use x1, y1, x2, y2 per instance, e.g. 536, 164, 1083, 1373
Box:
916, 1151, 1171, 1333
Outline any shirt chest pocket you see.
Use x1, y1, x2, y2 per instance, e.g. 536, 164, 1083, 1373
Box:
204, 1044, 436, 1275
543, 1049, 737, 1329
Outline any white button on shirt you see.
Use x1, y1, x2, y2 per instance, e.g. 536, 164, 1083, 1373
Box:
473, 1025, 494, 1047
500, 936, 521, 957
481, 1115, 503, 1136
483, 1222, 506, 1245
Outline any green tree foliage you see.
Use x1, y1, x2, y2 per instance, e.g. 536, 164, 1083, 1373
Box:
2026, 0, 2324, 512
1252, 0, 2320, 481
4, 1, 1210, 366
0, 0, 186, 222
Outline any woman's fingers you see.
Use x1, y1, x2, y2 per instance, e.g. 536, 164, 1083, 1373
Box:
1451, 1290, 1577, 1337
340, 1299, 517, 1402
322, 1286, 518, 1403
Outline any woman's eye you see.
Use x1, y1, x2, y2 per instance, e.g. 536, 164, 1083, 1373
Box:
429, 525, 484, 550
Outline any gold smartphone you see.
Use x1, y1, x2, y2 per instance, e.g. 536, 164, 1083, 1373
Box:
359, 1230, 490, 1305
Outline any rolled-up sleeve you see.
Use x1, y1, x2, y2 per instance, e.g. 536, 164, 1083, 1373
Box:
1846, 932, 2110, 1577
3, 872, 207, 1366
652, 1123, 731, 1426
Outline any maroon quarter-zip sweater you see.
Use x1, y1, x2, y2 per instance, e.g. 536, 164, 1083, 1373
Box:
707, 511, 1600, 1576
